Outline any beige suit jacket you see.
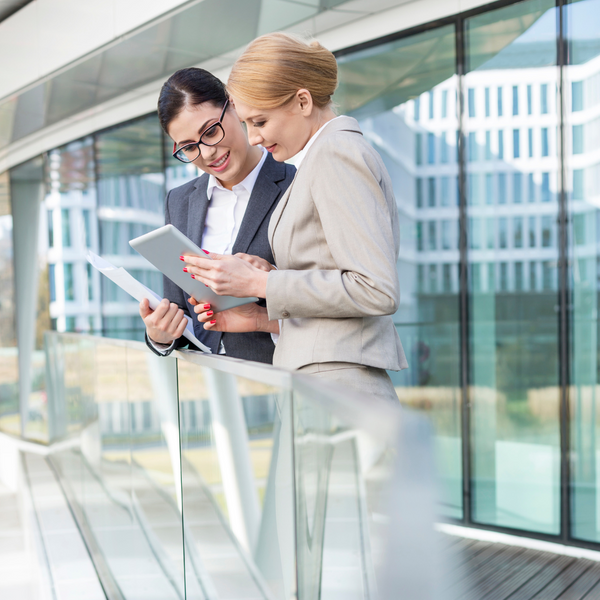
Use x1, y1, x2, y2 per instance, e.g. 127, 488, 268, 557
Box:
266, 116, 408, 372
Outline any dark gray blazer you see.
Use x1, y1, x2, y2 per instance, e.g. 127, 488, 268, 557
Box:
150, 153, 295, 363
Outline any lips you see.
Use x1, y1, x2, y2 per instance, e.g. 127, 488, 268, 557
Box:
264, 144, 277, 153
209, 151, 230, 171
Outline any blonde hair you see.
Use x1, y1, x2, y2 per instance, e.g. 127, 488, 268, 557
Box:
227, 32, 338, 110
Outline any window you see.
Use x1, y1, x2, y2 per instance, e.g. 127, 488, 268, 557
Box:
540, 83, 548, 114
572, 124, 583, 154
485, 131, 492, 160
528, 173, 535, 203
497, 86, 503, 116
64, 263, 75, 301
541, 128, 549, 157
487, 263, 495, 291
83, 209, 92, 248
468, 173, 481, 205
573, 213, 586, 246
87, 263, 93, 300
514, 216, 523, 248
468, 88, 476, 118
428, 221, 437, 250
47, 210, 54, 247
572, 81, 583, 112
528, 128, 534, 157
498, 130, 504, 159
529, 262, 537, 291
428, 264, 437, 293
61, 208, 71, 247
441, 89, 448, 118
429, 90, 434, 119
417, 265, 425, 292
498, 173, 507, 204
441, 131, 448, 163
427, 132, 435, 164
499, 262, 508, 291
573, 169, 584, 200
527, 85, 532, 115
512, 85, 519, 115
414, 97, 420, 121
440, 176, 451, 206
49, 264, 56, 302
416, 133, 422, 165
513, 129, 520, 158
485, 87, 490, 117
529, 216, 536, 247
515, 262, 524, 291
486, 217, 495, 249
541, 172, 551, 202
541, 215, 553, 247
416, 178, 424, 208
472, 263, 482, 292
469, 217, 481, 249
486, 173, 494, 205
428, 177, 436, 207
416, 222, 424, 251
443, 264, 452, 292
513, 173, 522, 203
498, 217, 507, 248
442, 220, 452, 250
542, 261, 554, 290
468, 132, 477, 161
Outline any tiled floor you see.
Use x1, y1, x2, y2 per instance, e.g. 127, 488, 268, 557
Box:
444, 535, 600, 600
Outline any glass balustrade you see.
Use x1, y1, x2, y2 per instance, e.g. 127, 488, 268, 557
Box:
42, 332, 439, 600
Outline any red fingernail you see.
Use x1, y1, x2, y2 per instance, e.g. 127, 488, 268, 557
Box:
202, 249, 209, 255
206, 311, 213, 317
179, 256, 184, 261
191, 274, 195, 279
210, 320, 216, 325
203, 304, 210, 309
183, 267, 188, 272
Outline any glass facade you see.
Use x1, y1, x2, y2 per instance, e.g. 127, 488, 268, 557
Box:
333, 0, 600, 544
0, 0, 600, 545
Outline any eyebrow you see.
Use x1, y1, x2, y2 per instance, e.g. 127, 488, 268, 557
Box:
177, 118, 217, 146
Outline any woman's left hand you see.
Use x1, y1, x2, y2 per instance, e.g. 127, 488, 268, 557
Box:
182, 251, 269, 298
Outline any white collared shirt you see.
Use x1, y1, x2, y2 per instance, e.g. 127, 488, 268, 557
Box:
288, 115, 345, 168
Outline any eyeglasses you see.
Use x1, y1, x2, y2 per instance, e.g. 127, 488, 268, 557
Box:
172, 99, 229, 163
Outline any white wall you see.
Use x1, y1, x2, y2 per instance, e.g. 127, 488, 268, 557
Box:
0, 0, 190, 100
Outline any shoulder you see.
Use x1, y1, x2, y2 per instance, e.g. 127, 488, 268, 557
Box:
166, 173, 208, 202
260, 152, 296, 183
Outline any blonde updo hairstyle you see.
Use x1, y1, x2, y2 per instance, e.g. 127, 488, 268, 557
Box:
227, 32, 338, 110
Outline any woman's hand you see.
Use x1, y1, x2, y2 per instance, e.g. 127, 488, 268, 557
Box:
190, 298, 279, 334
182, 251, 269, 298
234, 253, 275, 272
140, 298, 187, 345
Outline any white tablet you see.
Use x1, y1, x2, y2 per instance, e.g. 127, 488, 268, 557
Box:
129, 224, 259, 312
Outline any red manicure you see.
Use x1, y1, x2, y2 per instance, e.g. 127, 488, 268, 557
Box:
203, 304, 211, 309
183, 267, 188, 272
210, 320, 216, 325
191, 274, 195, 279
179, 256, 184, 261
202, 249, 210, 255
206, 311, 214, 317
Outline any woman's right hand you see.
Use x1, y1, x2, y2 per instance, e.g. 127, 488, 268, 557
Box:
140, 298, 188, 345
190, 298, 279, 334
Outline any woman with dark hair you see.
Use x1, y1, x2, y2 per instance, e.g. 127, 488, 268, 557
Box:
140, 67, 296, 363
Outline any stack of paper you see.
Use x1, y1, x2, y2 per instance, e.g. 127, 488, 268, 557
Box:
87, 251, 211, 353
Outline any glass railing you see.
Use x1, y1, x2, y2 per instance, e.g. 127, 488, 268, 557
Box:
43, 331, 444, 600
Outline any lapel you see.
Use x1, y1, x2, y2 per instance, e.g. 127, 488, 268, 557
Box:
268, 116, 362, 249
186, 173, 211, 249
232, 153, 287, 254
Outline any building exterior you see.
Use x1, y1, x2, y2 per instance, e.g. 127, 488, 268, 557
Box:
1, 0, 600, 550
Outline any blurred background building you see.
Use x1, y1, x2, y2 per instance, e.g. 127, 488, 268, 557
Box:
1, 0, 600, 551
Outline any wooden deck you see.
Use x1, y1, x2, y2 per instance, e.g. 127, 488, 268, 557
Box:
444, 535, 600, 600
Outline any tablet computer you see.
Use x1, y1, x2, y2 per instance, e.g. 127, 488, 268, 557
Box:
129, 224, 259, 312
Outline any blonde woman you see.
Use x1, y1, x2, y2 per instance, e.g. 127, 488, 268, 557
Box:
181, 33, 407, 401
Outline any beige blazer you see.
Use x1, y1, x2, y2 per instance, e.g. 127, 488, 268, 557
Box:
265, 116, 408, 372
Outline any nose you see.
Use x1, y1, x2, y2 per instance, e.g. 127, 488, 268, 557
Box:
247, 128, 263, 147
202, 144, 219, 162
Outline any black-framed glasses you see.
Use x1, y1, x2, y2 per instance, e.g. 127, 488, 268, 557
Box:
172, 99, 229, 163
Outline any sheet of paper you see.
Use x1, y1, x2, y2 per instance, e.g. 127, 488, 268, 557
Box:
87, 251, 211, 353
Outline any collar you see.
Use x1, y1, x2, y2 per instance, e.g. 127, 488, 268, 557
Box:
206, 146, 267, 200
290, 115, 346, 168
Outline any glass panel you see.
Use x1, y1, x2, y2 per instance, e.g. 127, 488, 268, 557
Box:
177, 358, 294, 600
335, 25, 462, 519
0, 170, 18, 435
566, 0, 600, 543
465, 0, 560, 534
96, 116, 165, 340
49, 337, 187, 599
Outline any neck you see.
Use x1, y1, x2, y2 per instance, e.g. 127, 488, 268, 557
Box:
308, 106, 337, 138
218, 145, 263, 190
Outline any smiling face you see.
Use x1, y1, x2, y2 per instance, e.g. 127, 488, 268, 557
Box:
167, 102, 261, 189
232, 92, 321, 162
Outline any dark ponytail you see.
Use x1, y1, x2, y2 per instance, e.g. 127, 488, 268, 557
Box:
157, 68, 227, 133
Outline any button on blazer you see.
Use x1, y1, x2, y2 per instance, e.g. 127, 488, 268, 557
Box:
153, 153, 295, 363
266, 116, 408, 372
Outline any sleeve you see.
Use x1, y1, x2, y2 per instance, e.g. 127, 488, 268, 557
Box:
266, 137, 400, 320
